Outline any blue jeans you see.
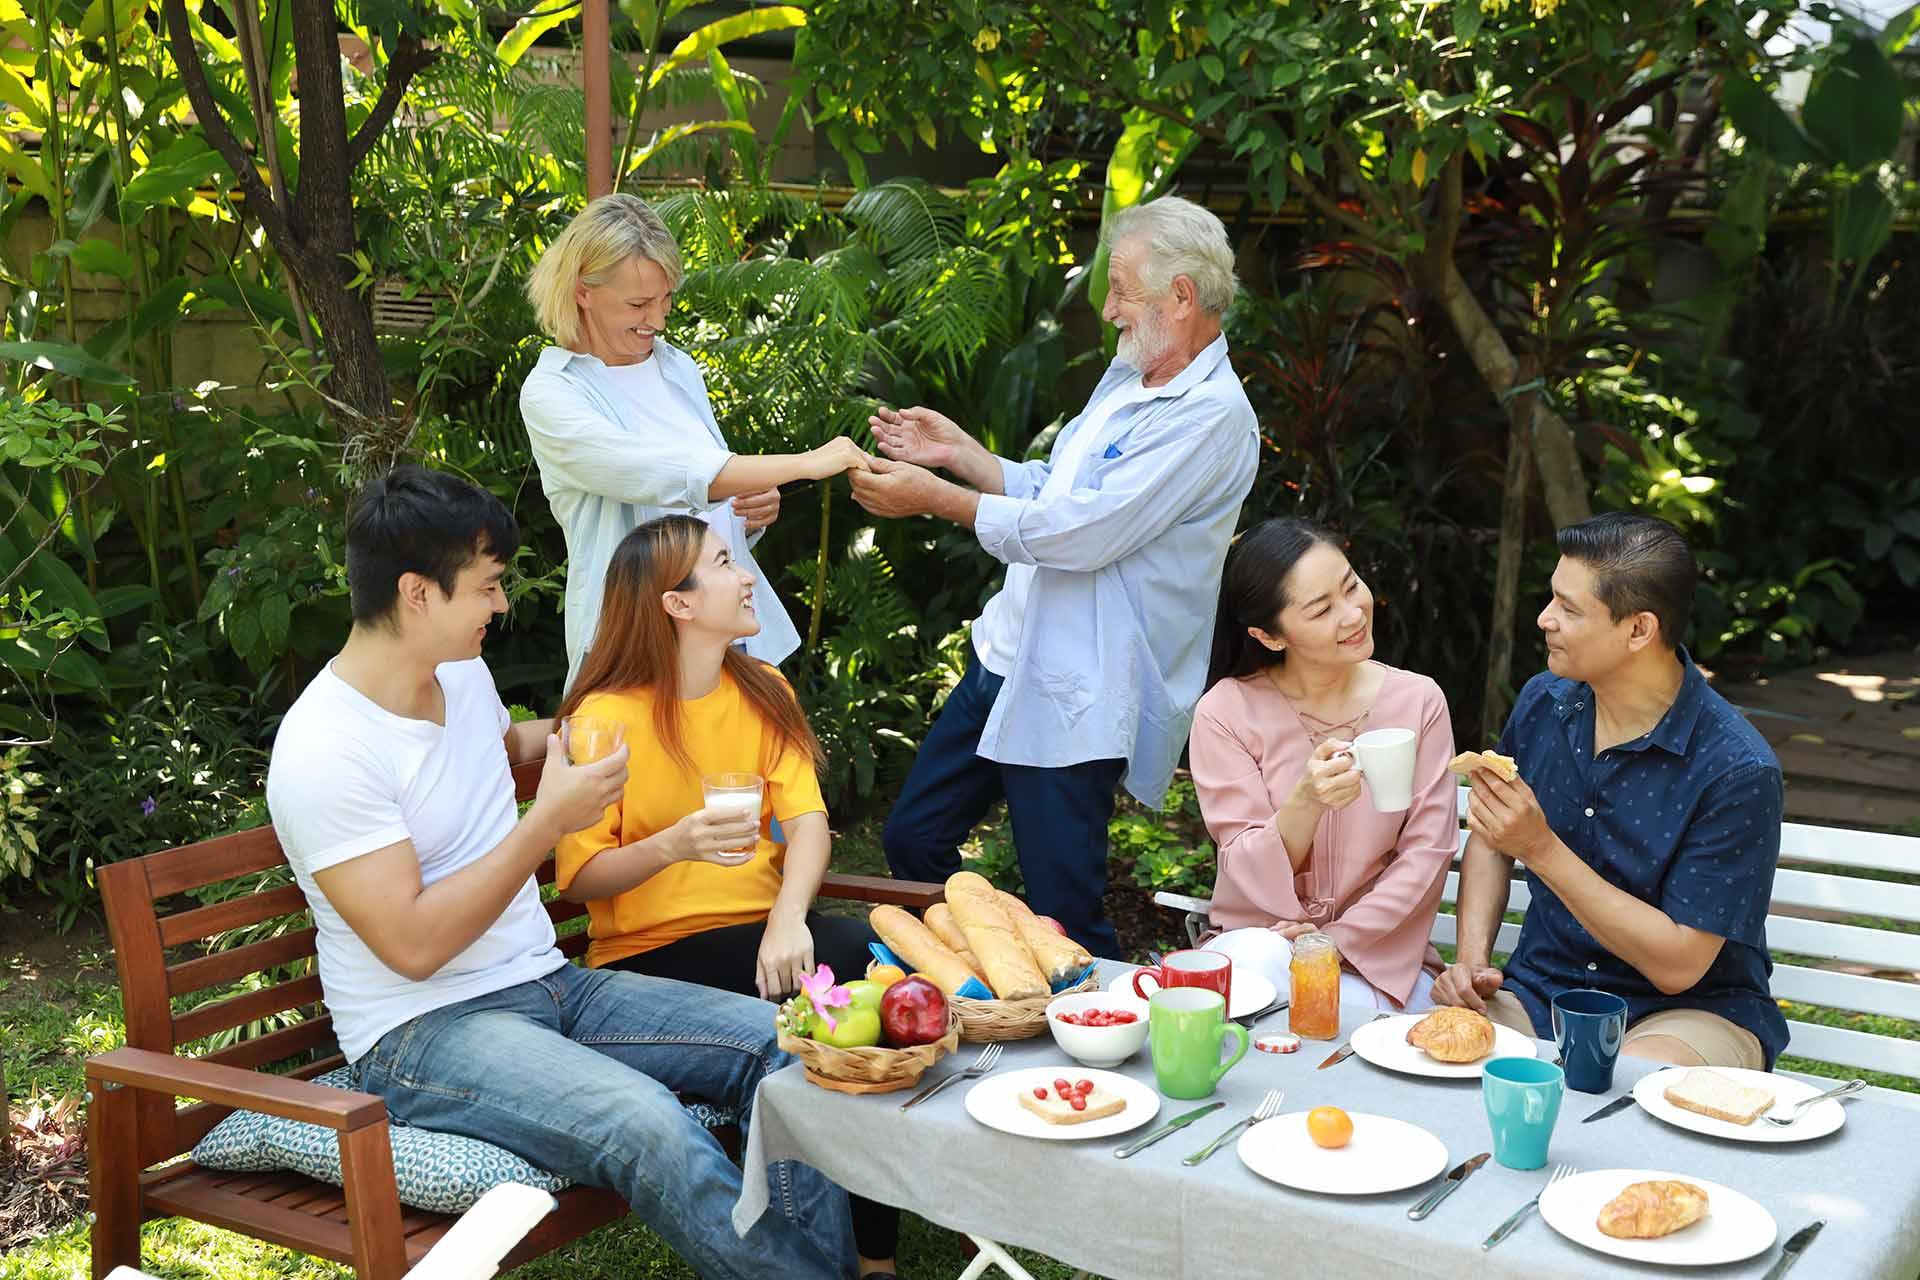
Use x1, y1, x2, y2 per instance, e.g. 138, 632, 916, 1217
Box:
350, 963, 855, 1280
884, 655, 1126, 958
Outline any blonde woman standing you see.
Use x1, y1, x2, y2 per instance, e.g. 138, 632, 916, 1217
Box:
522, 194, 871, 690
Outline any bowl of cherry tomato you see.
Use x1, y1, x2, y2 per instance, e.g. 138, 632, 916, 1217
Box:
1044, 990, 1150, 1067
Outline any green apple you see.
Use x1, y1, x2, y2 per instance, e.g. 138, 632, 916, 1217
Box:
841, 980, 886, 1013
810, 1005, 882, 1048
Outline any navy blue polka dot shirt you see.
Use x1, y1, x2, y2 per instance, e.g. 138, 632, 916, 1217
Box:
1496, 649, 1789, 1067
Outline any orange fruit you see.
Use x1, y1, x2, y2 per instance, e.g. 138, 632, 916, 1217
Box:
866, 963, 907, 987
1306, 1106, 1353, 1149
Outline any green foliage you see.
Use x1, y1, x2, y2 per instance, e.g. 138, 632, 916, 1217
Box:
1118, 780, 1216, 901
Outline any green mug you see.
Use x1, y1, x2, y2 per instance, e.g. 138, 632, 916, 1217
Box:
1148, 987, 1250, 1099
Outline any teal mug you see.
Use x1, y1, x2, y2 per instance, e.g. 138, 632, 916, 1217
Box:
1481, 1056, 1565, 1170
1148, 987, 1249, 1100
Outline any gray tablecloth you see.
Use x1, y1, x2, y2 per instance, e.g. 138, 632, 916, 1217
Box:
736, 963, 1920, 1279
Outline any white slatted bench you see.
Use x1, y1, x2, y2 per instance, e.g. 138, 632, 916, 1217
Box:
1154, 788, 1920, 1108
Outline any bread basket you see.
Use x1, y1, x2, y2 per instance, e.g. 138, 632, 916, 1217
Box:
951, 970, 1100, 1042
776, 1009, 962, 1094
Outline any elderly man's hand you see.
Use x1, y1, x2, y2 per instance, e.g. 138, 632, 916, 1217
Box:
1465, 770, 1559, 866
731, 487, 781, 533
869, 405, 968, 471
848, 456, 947, 519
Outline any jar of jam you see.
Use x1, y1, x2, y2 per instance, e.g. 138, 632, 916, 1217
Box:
1288, 931, 1341, 1041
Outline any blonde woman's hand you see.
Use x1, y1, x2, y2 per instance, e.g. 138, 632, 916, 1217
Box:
731, 487, 781, 532
804, 436, 874, 480
1293, 738, 1363, 812
869, 405, 967, 470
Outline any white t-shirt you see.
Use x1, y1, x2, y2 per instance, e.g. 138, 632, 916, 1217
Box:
265, 656, 563, 1062
972, 374, 1149, 674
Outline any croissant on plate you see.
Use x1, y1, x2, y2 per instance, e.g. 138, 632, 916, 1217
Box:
1405, 1007, 1496, 1063
1596, 1180, 1710, 1239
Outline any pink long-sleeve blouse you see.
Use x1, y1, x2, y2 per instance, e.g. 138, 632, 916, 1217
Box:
1188, 663, 1458, 1005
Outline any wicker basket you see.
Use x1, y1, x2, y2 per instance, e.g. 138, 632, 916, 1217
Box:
776, 1009, 962, 1094
951, 970, 1100, 1043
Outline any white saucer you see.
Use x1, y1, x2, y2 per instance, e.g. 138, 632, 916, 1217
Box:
1236, 1112, 1447, 1195
1633, 1068, 1847, 1143
1538, 1168, 1777, 1266
963, 1067, 1160, 1142
1107, 968, 1278, 1021
1348, 1012, 1538, 1078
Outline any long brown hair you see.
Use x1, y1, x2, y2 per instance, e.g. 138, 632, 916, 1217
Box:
558, 515, 824, 775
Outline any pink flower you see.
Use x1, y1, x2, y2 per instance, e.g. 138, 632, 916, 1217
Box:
796, 965, 851, 1031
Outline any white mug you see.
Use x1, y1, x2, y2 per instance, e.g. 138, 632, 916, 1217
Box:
1347, 727, 1417, 812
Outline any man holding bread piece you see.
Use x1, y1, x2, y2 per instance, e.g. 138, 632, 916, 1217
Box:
850, 196, 1259, 958
1435, 513, 1788, 1070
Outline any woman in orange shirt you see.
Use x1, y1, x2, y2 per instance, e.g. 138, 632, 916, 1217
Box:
554, 514, 897, 1277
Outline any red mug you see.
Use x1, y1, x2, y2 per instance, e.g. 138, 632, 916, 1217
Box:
1131, 949, 1232, 1009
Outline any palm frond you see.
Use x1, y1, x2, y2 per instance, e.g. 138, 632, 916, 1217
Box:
845, 178, 966, 263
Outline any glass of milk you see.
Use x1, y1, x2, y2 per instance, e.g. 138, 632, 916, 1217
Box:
701, 772, 764, 856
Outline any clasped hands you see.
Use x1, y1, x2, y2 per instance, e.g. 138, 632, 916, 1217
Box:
848, 405, 976, 518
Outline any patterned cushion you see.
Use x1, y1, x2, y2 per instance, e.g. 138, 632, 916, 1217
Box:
191, 1068, 743, 1215
191, 1067, 571, 1214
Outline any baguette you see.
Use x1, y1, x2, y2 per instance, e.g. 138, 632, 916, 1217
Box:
1662, 1068, 1775, 1126
924, 903, 993, 988
944, 872, 1049, 1000
995, 890, 1092, 985
868, 904, 980, 998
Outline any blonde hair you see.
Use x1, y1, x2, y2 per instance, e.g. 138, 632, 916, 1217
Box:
526, 194, 686, 348
1105, 195, 1238, 316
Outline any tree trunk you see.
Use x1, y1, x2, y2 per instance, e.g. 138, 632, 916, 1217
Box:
1481, 365, 1538, 746
1429, 259, 1592, 529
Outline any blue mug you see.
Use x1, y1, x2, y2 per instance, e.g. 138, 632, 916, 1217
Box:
1482, 1057, 1565, 1170
1552, 988, 1629, 1094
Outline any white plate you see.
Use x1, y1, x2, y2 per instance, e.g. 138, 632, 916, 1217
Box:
1107, 968, 1278, 1021
1348, 1012, 1539, 1078
963, 1067, 1161, 1141
1538, 1168, 1777, 1266
1235, 1111, 1447, 1195
1632, 1067, 1847, 1143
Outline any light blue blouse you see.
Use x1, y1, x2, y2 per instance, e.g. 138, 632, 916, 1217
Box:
970, 334, 1258, 806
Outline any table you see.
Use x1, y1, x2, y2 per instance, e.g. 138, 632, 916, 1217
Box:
736, 964, 1920, 1279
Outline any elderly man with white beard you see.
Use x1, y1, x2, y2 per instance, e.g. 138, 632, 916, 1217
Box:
849, 195, 1258, 958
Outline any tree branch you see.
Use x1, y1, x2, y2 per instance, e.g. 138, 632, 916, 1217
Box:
158, 0, 294, 249
347, 34, 436, 171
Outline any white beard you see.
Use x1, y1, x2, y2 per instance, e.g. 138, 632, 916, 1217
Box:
1115, 302, 1173, 373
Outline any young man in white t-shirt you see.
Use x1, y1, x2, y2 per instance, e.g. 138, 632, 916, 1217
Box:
266, 466, 855, 1280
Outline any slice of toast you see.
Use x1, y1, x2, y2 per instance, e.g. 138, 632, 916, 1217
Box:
1662, 1068, 1775, 1126
1016, 1084, 1128, 1126
1447, 750, 1519, 782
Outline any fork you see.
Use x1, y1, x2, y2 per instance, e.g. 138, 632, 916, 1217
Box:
1480, 1163, 1576, 1251
899, 1042, 1002, 1111
1761, 1078, 1866, 1127
1182, 1089, 1285, 1166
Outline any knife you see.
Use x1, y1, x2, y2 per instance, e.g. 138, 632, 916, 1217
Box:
1113, 1100, 1226, 1158
1581, 1096, 1635, 1124
1316, 1012, 1393, 1069
1760, 1221, 1824, 1280
1407, 1152, 1490, 1220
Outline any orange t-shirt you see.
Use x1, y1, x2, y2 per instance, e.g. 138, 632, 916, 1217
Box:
553, 672, 826, 968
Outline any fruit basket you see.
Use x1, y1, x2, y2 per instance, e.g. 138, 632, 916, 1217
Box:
776, 1008, 962, 1095
951, 970, 1100, 1043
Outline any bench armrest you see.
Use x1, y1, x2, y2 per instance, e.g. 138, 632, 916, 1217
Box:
1152, 891, 1213, 915
819, 872, 944, 910
86, 1046, 387, 1132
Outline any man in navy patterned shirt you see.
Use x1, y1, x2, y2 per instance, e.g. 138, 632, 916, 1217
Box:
1435, 513, 1787, 1068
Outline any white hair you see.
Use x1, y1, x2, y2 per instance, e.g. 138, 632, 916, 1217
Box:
1105, 195, 1237, 315
525, 194, 685, 347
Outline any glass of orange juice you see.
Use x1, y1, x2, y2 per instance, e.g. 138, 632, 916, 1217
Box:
1289, 931, 1342, 1041
562, 716, 625, 766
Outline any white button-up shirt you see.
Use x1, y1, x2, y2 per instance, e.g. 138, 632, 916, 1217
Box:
519, 340, 802, 690
970, 334, 1258, 806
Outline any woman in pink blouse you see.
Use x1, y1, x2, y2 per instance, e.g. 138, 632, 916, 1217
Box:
1189, 518, 1458, 1010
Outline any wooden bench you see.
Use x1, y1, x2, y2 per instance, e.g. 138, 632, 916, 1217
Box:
85, 758, 944, 1280
1155, 788, 1920, 1106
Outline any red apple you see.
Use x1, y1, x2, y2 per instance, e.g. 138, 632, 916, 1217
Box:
878, 976, 949, 1047
1036, 915, 1068, 936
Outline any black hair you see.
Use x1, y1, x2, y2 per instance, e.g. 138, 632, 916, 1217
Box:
1206, 517, 1343, 690
344, 466, 520, 626
1554, 511, 1695, 649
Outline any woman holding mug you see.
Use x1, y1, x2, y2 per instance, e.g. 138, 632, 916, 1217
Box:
551, 515, 901, 1278
1187, 518, 1457, 1010
522, 194, 871, 691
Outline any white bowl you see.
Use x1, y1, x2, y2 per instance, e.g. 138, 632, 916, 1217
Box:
1044, 990, 1151, 1067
